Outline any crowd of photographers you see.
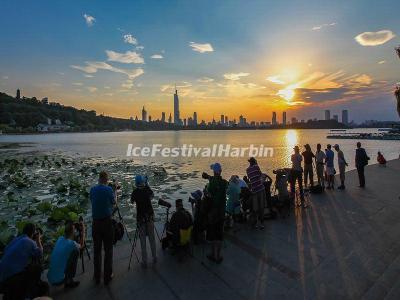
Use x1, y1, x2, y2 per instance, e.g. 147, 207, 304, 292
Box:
0, 142, 373, 299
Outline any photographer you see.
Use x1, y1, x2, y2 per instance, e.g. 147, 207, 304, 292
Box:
0, 223, 48, 300
202, 163, 228, 264
47, 220, 85, 288
131, 175, 157, 269
90, 171, 115, 285
167, 199, 193, 252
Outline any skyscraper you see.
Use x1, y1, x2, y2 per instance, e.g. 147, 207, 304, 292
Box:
282, 111, 287, 126
342, 110, 349, 125
142, 106, 147, 122
272, 112, 277, 125
161, 112, 166, 123
16, 89, 21, 99
333, 115, 338, 122
325, 110, 331, 121
173, 87, 180, 125
193, 112, 198, 125
168, 113, 172, 124
225, 116, 228, 125
220, 114, 224, 125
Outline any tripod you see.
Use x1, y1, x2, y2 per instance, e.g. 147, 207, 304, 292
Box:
79, 241, 91, 273
158, 207, 171, 242
128, 221, 142, 270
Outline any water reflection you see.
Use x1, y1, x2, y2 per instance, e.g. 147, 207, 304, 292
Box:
284, 129, 298, 166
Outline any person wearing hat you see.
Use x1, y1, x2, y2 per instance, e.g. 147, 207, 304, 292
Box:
302, 144, 315, 188
290, 146, 305, 206
130, 175, 157, 268
167, 199, 193, 253
334, 144, 348, 190
325, 144, 335, 189
203, 163, 228, 263
246, 157, 267, 228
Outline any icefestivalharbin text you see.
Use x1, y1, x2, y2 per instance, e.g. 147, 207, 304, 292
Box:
126, 144, 274, 158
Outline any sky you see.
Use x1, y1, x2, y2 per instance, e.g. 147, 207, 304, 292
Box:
0, 0, 399, 123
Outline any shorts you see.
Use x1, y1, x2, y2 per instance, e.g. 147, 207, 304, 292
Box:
206, 221, 224, 241
326, 166, 335, 176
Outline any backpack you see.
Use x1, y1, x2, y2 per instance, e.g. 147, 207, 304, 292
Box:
112, 219, 124, 245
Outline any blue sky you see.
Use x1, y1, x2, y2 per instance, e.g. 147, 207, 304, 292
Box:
0, 0, 399, 122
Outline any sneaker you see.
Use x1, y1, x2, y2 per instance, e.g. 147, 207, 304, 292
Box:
65, 280, 80, 289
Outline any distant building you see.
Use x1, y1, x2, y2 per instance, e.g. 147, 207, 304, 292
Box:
272, 112, 277, 125
239, 115, 245, 127
342, 110, 349, 125
41, 97, 48, 105
173, 87, 180, 125
333, 115, 338, 122
168, 113, 172, 124
282, 112, 287, 126
224, 116, 228, 125
291, 117, 298, 124
37, 119, 70, 132
142, 106, 147, 122
16, 89, 21, 100
148, 115, 152, 122
184, 118, 187, 126
161, 112, 166, 123
325, 110, 331, 121
193, 112, 198, 125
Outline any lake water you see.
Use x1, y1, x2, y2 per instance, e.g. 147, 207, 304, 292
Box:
1, 129, 399, 192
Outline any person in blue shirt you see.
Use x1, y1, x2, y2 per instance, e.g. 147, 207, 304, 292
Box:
47, 220, 85, 288
325, 144, 335, 189
0, 223, 47, 299
90, 171, 115, 285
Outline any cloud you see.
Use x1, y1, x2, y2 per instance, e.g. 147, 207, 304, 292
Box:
151, 54, 163, 59
378, 60, 386, 64
223, 72, 250, 81
161, 82, 192, 93
84, 74, 94, 78
83, 14, 95, 26
87, 86, 97, 93
266, 75, 285, 84
71, 61, 144, 79
354, 30, 395, 46
136, 46, 144, 51
106, 50, 144, 64
123, 34, 137, 45
189, 42, 214, 53
197, 77, 214, 83
121, 80, 134, 89
72, 82, 83, 86
2, 76, 8, 80
312, 22, 336, 31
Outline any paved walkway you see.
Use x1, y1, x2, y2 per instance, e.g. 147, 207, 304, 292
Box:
50, 159, 400, 300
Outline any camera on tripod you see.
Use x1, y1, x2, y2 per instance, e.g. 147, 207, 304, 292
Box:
158, 199, 172, 209
33, 227, 43, 240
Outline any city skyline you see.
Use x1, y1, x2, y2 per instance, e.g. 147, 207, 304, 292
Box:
0, 0, 399, 122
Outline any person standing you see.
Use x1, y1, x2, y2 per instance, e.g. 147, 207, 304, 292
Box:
355, 142, 370, 187
325, 144, 335, 189
246, 157, 266, 229
90, 171, 115, 285
130, 175, 157, 268
334, 144, 348, 190
203, 163, 228, 263
302, 144, 315, 188
315, 144, 326, 188
290, 146, 305, 207
226, 175, 241, 228
47, 221, 84, 288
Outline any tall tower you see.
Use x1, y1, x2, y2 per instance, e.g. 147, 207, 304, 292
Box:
16, 89, 21, 100
325, 110, 331, 121
193, 112, 198, 125
142, 106, 147, 122
173, 86, 180, 125
168, 113, 172, 124
272, 112, 277, 125
282, 112, 287, 126
220, 114, 225, 125
342, 110, 349, 125
161, 112, 166, 123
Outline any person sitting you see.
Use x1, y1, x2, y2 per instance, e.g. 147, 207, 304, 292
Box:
0, 223, 48, 300
131, 175, 157, 268
167, 199, 193, 254
226, 175, 241, 228
377, 151, 386, 166
47, 220, 85, 289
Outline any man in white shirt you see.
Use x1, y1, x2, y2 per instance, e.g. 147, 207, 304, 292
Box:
334, 144, 348, 190
290, 146, 305, 207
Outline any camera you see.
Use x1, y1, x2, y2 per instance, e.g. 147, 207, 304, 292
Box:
108, 180, 121, 191
158, 199, 172, 209
33, 227, 43, 239
202, 172, 211, 180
